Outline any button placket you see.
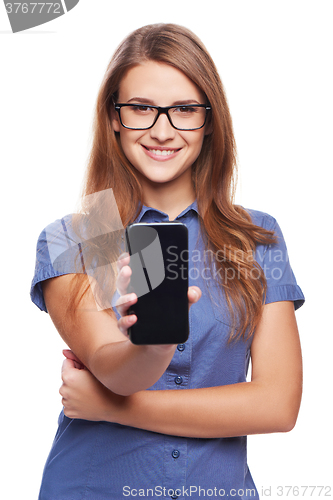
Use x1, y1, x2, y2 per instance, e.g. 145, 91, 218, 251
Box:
163, 438, 187, 500
166, 336, 191, 389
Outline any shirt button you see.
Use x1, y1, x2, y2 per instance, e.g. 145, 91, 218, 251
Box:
177, 344, 185, 352
172, 449, 180, 459
174, 376, 183, 385
170, 494, 178, 499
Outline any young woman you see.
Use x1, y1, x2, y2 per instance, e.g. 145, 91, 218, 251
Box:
31, 23, 305, 500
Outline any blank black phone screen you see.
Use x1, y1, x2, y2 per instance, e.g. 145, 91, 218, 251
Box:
125, 222, 189, 345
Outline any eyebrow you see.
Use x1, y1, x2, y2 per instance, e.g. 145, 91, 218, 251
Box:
126, 97, 202, 105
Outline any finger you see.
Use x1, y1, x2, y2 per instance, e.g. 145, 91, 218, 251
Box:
116, 252, 130, 272
116, 264, 132, 296
62, 350, 86, 369
63, 349, 82, 363
62, 349, 77, 361
74, 360, 86, 370
116, 293, 138, 317
188, 286, 202, 310
118, 314, 137, 336
59, 384, 66, 399
61, 357, 75, 376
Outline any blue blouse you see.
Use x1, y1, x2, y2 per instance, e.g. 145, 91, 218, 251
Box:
31, 200, 304, 500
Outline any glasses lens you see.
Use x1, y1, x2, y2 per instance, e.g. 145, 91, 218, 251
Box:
120, 106, 158, 129
169, 106, 207, 130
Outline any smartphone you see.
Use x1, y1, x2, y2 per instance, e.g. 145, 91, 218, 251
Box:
124, 221, 189, 345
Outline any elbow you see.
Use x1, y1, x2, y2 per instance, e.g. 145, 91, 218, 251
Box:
257, 378, 302, 434
273, 388, 302, 433
277, 411, 299, 433
104, 378, 152, 397
111, 387, 139, 397
259, 404, 299, 434
96, 377, 140, 397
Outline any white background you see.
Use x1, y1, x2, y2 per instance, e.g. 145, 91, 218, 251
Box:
1, 1, 332, 498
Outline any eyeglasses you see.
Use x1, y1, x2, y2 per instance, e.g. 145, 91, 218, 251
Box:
113, 102, 211, 131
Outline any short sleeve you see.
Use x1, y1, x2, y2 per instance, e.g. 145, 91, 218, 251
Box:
249, 210, 305, 310
30, 215, 85, 312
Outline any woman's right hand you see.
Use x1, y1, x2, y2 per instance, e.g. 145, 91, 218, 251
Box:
115, 252, 202, 339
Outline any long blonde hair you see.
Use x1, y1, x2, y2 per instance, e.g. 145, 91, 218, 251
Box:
70, 23, 276, 341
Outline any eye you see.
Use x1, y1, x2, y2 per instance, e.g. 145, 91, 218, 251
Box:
174, 106, 198, 114
130, 105, 154, 113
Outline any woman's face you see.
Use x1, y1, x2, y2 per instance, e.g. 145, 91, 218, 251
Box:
112, 61, 209, 190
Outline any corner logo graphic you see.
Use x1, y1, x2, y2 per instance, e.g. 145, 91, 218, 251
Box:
3, 0, 80, 33
44, 189, 165, 311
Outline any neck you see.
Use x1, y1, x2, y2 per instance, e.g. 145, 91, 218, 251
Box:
140, 177, 196, 221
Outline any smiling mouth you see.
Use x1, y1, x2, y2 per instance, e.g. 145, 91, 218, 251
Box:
142, 146, 181, 156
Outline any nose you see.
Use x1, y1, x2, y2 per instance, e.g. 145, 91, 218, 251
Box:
149, 113, 176, 142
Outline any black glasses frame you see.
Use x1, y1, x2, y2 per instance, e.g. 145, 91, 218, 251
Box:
113, 103, 211, 131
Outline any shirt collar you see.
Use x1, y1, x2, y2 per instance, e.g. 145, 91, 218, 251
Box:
135, 199, 199, 223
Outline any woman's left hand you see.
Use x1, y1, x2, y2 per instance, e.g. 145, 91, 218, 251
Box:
60, 350, 125, 421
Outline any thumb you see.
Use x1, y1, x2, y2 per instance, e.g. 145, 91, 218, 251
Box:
61, 357, 76, 374
188, 286, 202, 310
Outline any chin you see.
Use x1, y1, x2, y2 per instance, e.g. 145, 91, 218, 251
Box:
148, 176, 176, 184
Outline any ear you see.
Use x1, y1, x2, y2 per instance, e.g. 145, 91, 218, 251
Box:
204, 116, 213, 136
111, 108, 120, 132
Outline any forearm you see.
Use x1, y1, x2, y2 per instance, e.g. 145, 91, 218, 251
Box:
63, 302, 302, 436
43, 275, 177, 397
112, 381, 300, 438
89, 341, 177, 396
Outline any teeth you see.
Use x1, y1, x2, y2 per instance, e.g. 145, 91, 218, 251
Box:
149, 149, 175, 156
